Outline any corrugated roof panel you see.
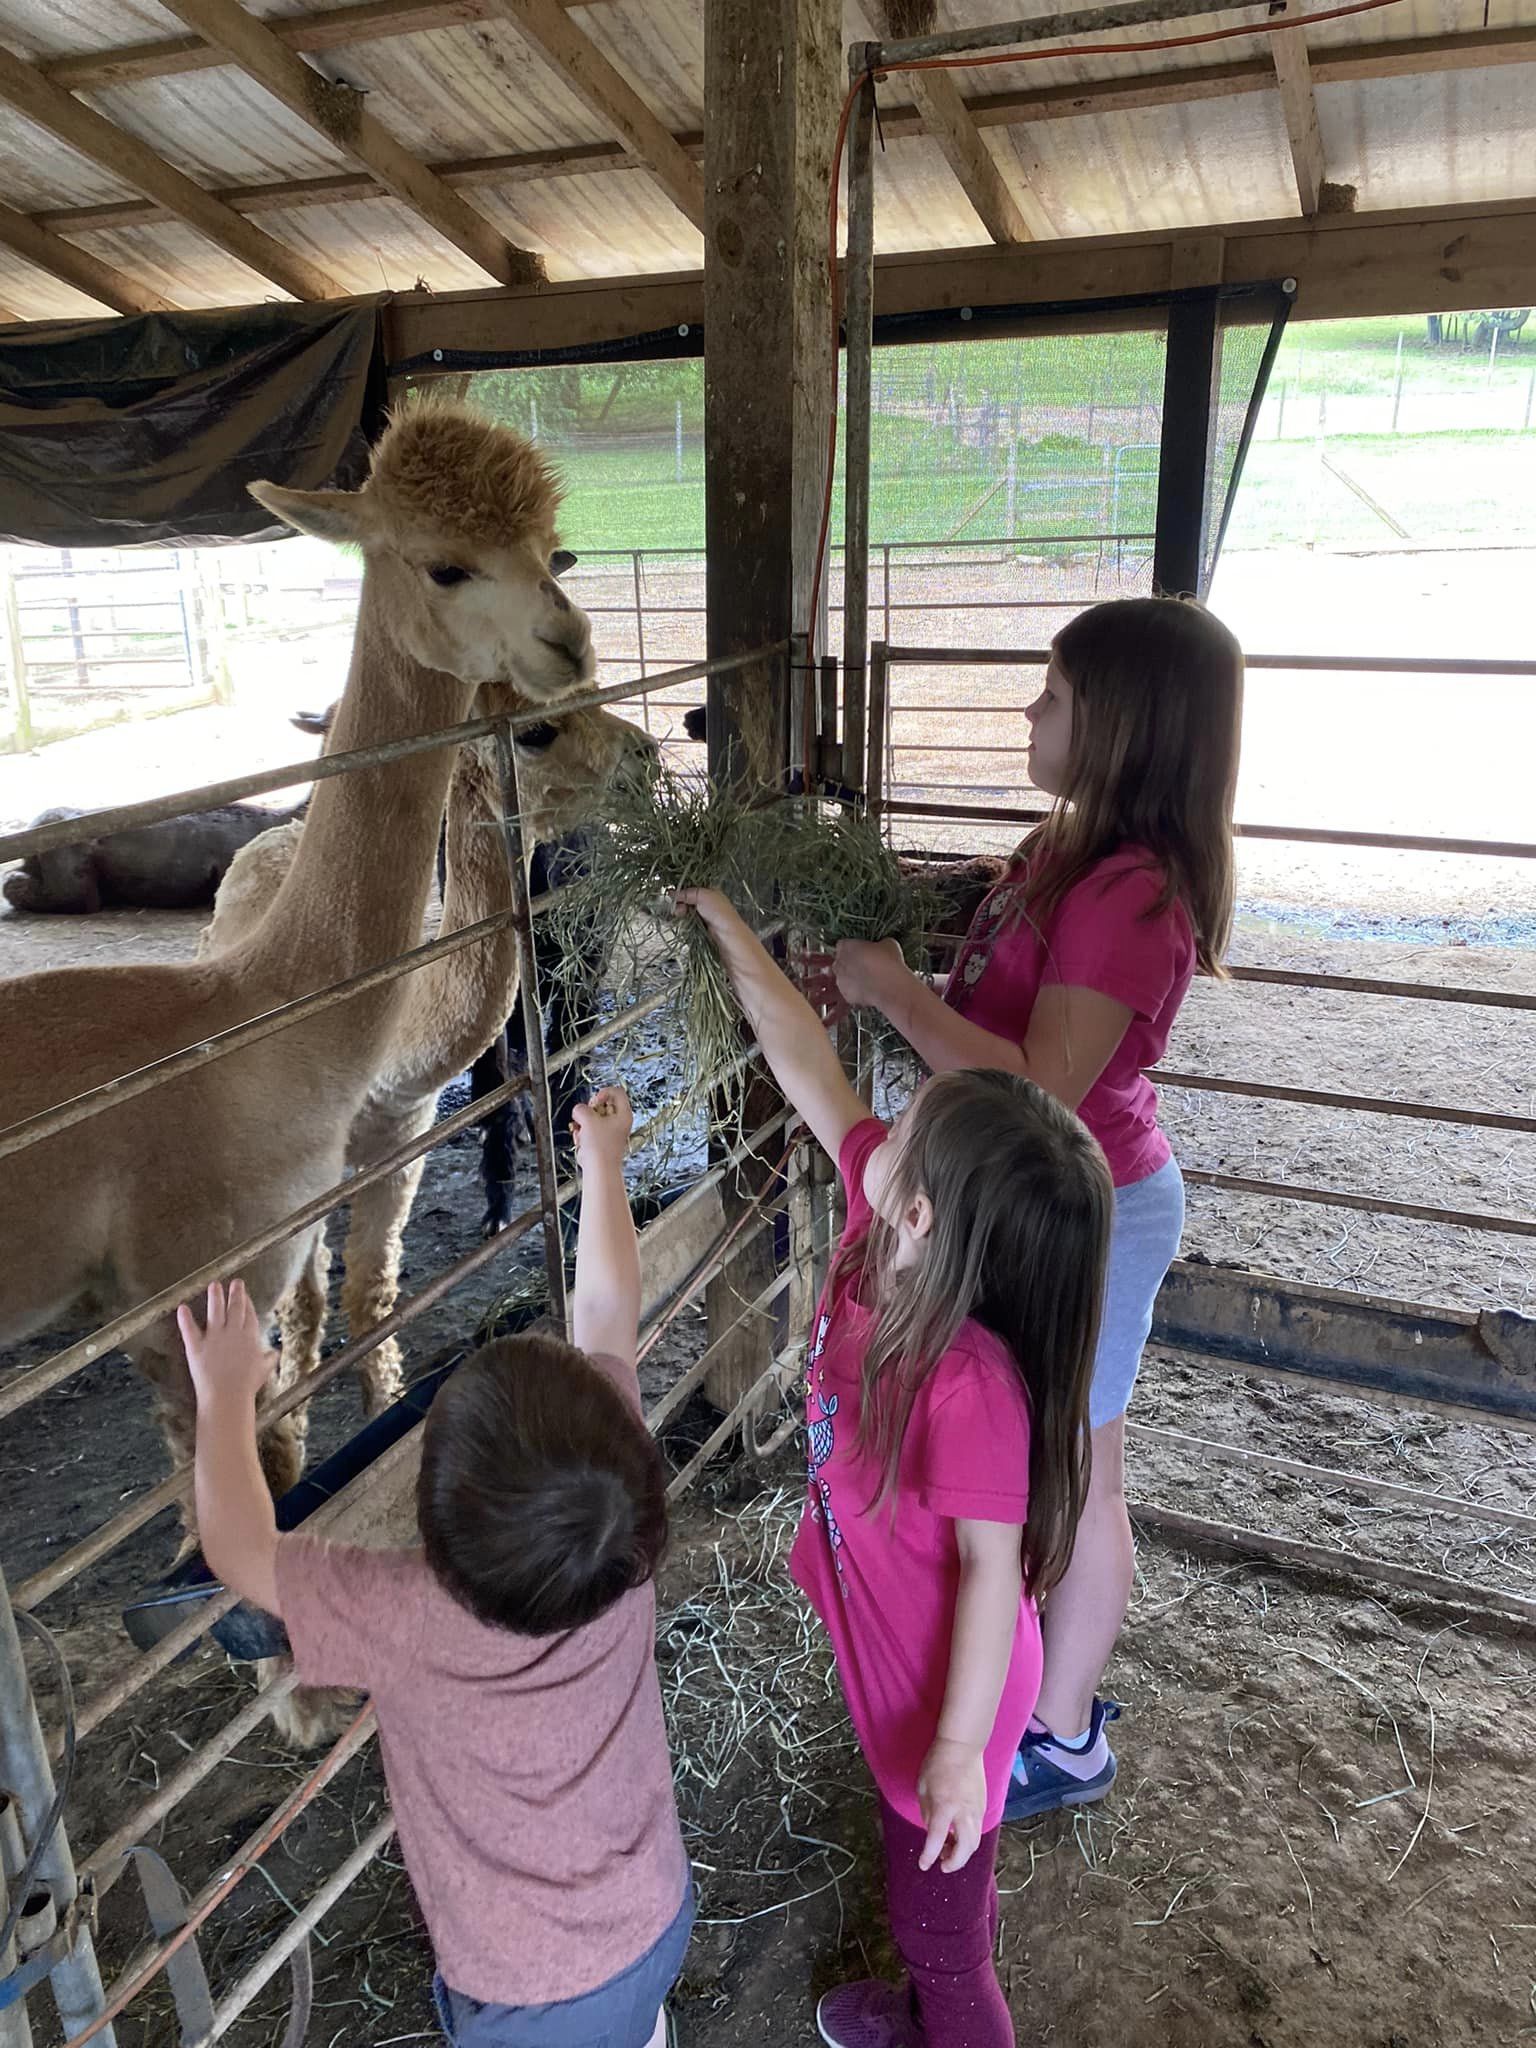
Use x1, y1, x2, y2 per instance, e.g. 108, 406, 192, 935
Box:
67, 213, 302, 302
1320, 67, 1536, 211
329, 24, 626, 156
83, 72, 351, 183
0, 109, 144, 209
985, 95, 1298, 241
0, 247, 105, 319
0, 0, 189, 63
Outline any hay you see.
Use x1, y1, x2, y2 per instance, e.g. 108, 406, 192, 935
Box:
543, 762, 939, 1109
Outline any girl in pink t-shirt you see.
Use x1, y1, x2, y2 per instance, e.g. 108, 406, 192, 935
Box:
813, 596, 1244, 1824
681, 886, 1112, 2048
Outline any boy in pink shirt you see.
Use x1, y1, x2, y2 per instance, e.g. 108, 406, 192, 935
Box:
178, 1088, 693, 2048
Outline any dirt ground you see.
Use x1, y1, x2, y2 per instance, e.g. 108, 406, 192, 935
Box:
1, 692, 1533, 2044
2, 881, 1532, 2047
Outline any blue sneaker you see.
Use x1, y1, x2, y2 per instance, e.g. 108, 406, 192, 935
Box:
1003, 1698, 1121, 1822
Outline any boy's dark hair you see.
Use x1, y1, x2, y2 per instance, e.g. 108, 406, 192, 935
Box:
417, 1333, 668, 1636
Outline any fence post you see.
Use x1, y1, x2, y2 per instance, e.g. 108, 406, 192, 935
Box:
2, 558, 32, 753
1524, 367, 1535, 433
1391, 329, 1405, 432
674, 398, 684, 483
0, 1571, 117, 2045
1005, 438, 1018, 541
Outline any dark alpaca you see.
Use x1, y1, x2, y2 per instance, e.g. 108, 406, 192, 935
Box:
3, 799, 307, 914
466, 827, 607, 1236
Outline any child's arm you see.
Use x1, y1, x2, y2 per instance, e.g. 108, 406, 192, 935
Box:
677, 888, 868, 1162
177, 1282, 283, 1616
917, 1517, 1024, 1873
826, 941, 1131, 1112
569, 1087, 640, 1369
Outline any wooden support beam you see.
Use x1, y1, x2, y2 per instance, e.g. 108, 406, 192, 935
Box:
701, 0, 838, 1408
0, 199, 177, 313
382, 197, 1536, 367
154, 0, 542, 286
1271, 11, 1326, 216
42, 0, 625, 88
874, 2, 1033, 243
34, 10, 1536, 104
481, 0, 705, 230
0, 39, 344, 300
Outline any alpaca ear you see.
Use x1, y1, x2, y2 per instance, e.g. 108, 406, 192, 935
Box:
249, 481, 371, 546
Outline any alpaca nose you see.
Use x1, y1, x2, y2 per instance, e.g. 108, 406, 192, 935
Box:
540, 578, 572, 614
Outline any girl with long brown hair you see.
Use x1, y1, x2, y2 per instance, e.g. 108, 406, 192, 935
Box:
814, 595, 1244, 1824
680, 885, 1111, 2048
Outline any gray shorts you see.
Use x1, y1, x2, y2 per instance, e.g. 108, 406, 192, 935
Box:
432, 1887, 695, 2048
1089, 1155, 1184, 1430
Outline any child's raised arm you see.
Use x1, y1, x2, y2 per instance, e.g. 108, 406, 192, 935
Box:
570, 1088, 640, 1369
177, 1281, 283, 1617
676, 888, 868, 1164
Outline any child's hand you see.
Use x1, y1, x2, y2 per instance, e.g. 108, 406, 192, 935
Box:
798, 950, 847, 1026
673, 886, 743, 939
830, 937, 907, 1011
917, 1736, 987, 1874
176, 1281, 274, 1410
571, 1087, 632, 1173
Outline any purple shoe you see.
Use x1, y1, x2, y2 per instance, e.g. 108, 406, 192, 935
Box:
816, 1980, 921, 2048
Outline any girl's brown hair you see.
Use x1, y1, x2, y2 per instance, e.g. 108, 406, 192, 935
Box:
1021, 596, 1244, 976
835, 1070, 1112, 1596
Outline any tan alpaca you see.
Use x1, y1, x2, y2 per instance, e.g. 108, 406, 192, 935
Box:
201, 703, 656, 1414
0, 405, 594, 1518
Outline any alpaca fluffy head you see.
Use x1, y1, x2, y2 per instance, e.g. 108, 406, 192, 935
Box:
367, 402, 565, 553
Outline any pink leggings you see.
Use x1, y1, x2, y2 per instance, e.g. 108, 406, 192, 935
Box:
880, 1797, 1013, 2048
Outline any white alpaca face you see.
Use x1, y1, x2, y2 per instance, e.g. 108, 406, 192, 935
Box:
392, 534, 595, 700
245, 481, 596, 705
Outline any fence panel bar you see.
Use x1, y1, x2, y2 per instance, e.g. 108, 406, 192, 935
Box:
840, 69, 876, 806
493, 723, 568, 1332
1182, 1166, 1536, 1237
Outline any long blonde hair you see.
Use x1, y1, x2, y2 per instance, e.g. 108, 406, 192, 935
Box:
833, 1070, 1112, 1597
1021, 596, 1243, 976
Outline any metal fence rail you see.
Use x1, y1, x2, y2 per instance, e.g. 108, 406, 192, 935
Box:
0, 639, 820, 2048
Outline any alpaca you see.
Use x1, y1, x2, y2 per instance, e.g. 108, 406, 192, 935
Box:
3, 801, 308, 914
0, 404, 593, 1523
201, 700, 657, 1410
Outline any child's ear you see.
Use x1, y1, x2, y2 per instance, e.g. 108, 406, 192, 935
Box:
906, 1191, 934, 1242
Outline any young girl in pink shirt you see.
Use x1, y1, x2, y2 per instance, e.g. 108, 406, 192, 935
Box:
681, 887, 1112, 2048
812, 596, 1244, 1822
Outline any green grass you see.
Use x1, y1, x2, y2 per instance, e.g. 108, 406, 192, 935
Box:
466, 312, 1536, 556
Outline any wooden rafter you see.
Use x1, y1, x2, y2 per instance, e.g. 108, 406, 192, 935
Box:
12, 23, 1534, 248
0, 198, 176, 313
42, 0, 623, 90
875, 2, 1035, 243
1271, 10, 1326, 215
33, 9, 1536, 100
382, 197, 1536, 363
154, 0, 543, 286
0, 39, 344, 300
480, 0, 704, 230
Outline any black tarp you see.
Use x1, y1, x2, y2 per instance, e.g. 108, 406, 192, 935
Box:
0, 297, 388, 548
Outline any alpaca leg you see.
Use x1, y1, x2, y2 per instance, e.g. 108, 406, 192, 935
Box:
340, 1146, 429, 1417
269, 1229, 331, 1488
472, 1030, 522, 1237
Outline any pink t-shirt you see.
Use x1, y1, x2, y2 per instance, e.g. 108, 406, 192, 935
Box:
789, 1118, 1040, 1832
273, 1353, 689, 2008
944, 844, 1195, 1188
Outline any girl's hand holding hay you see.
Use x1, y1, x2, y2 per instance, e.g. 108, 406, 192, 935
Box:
802, 936, 905, 1020
571, 1086, 632, 1173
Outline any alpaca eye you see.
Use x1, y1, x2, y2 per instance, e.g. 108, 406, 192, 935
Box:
428, 564, 472, 588
516, 721, 560, 753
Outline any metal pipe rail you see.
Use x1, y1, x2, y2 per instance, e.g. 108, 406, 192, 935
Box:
1148, 1068, 1536, 1136
1181, 1166, 1536, 1238
865, 0, 1259, 67
873, 645, 1536, 677
13, 1067, 778, 1619
0, 647, 781, 867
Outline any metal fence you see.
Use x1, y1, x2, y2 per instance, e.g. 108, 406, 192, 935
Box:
0, 644, 822, 2047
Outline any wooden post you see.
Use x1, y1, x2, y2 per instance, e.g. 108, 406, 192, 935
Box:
1, 558, 31, 754
702, 0, 839, 1411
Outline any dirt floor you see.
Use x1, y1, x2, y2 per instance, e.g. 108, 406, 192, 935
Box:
2, 765, 1534, 2043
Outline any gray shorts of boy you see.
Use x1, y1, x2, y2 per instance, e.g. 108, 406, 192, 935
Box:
1089, 1155, 1185, 1430
432, 1886, 695, 2048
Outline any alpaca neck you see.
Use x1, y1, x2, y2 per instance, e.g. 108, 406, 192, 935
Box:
372, 745, 521, 1108
240, 580, 475, 1067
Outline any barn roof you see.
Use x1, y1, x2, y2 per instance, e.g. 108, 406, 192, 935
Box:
0, 0, 1531, 326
